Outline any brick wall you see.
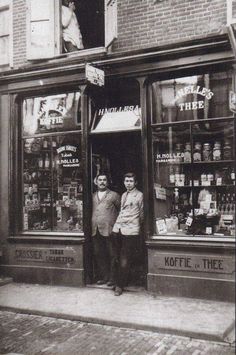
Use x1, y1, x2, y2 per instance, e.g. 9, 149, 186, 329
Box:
113, 0, 227, 52
10, 0, 228, 69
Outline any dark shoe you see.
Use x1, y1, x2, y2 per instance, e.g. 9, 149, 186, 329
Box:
96, 280, 106, 285
114, 286, 123, 296
107, 281, 115, 287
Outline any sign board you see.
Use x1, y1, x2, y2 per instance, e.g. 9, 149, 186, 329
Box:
86, 64, 104, 87
155, 253, 235, 274
229, 90, 236, 113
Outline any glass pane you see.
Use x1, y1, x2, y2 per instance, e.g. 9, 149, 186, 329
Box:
91, 78, 141, 132
52, 135, 83, 233
0, 8, 9, 36
23, 137, 52, 231
23, 92, 81, 136
0, 36, 9, 63
151, 72, 232, 124
191, 121, 235, 237
153, 124, 192, 236
23, 134, 83, 233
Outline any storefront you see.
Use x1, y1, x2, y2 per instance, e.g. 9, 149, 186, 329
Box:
0, 34, 235, 300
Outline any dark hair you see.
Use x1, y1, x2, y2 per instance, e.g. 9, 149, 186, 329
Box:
96, 171, 109, 180
123, 172, 137, 183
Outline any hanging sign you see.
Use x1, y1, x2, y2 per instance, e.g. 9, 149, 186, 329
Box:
86, 64, 104, 87
229, 91, 236, 113
57, 145, 80, 168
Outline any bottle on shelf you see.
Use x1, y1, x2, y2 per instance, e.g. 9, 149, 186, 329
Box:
52, 138, 57, 148
169, 166, 175, 185
44, 153, 50, 169
193, 142, 202, 162
38, 156, 44, 169
43, 138, 48, 149
231, 167, 235, 185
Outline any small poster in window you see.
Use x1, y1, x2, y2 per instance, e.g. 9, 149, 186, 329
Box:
156, 219, 167, 234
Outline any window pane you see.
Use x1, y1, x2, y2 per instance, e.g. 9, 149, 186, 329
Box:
191, 121, 235, 237
0, 36, 9, 63
152, 124, 192, 236
23, 92, 81, 136
151, 72, 232, 124
91, 78, 141, 132
0, 8, 9, 36
23, 134, 83, 233
52, 135, 83, 233
23, 137, 52, 231
152, 120, 235, 237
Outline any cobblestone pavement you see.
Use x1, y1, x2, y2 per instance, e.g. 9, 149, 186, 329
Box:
0, 311, 235, 355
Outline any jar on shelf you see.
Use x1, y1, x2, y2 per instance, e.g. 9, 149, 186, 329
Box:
223, 140, 232, 160
193, 142, 202, 162
213, 141, 221, 161
175, 143, 184, 162
202, 143, 212, 161
184, 143, 191, 163
231, 167, 235, 185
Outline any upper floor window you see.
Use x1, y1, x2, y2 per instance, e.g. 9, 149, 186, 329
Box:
26, 0, 117, 60
0, 0, 12, 66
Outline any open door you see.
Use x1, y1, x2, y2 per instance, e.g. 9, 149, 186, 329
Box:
91, 131, 146, 288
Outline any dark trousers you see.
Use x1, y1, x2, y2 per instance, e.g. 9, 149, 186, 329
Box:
93, 231, 118, 282
115, 233, 140, 289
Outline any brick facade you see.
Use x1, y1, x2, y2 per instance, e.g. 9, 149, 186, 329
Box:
7, 0, 229, 70
113, 0, 227, 52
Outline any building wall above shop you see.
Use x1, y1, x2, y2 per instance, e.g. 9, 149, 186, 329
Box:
113, 0, 227, 53
0, 0, 230, 71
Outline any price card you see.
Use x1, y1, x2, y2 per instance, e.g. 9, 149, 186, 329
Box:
206, 227, 212, 235
156, 219, 167, 234
186, 216, 193, 226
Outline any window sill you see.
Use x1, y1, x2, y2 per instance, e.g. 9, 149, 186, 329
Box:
28, 47, 107, 64
146, 235, 235, 249
150, 235, 235, 242
8, 233, 85, 244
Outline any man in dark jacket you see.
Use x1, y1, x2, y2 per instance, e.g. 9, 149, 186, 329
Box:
92, 173, 120, 286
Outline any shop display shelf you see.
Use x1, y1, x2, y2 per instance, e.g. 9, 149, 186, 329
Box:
193, 160, 234, 165
166, 184, 235, 189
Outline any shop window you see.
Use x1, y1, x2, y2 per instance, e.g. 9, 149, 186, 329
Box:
151, 71, 235, 238
0, 0, 12, 66
26, 0, 117, 60
22, 92, 83, 234
90, 79, 141, 133
150, 72, 232, 124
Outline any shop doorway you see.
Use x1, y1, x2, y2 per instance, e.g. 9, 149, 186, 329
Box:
91, 131, 146, 288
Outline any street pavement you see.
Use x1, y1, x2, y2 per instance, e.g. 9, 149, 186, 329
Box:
0, 310, 235, 355
0, 283, 234, 343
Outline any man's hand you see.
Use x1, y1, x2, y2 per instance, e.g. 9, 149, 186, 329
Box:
68, 1, 76, 11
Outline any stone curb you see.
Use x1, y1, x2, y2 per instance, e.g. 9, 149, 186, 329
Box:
0, 305, 231, 344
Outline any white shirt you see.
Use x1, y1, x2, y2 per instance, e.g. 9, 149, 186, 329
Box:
62, 6, 83, 49
97, 190, 107, 201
